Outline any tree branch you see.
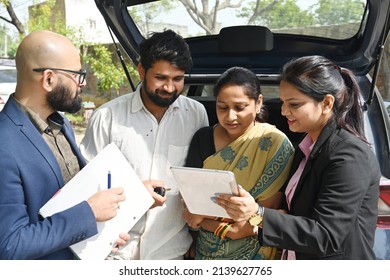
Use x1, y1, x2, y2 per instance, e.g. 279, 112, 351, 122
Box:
0, 1, 26, 36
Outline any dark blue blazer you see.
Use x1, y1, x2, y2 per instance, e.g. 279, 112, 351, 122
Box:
0, 96, 97, 259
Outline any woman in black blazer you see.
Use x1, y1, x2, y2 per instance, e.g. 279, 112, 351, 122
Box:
216, 55, 380, 259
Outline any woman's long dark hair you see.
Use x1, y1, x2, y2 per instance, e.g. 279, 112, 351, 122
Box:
280, 55, 366, 142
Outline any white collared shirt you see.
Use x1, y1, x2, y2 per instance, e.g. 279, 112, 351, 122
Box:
80, 85, 209, 259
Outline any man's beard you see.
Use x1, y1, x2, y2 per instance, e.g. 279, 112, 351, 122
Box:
47, 82, 82, 114
143, 77, 180, 108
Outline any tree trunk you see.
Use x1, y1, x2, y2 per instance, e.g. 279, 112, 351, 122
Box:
0, 1, 26, 36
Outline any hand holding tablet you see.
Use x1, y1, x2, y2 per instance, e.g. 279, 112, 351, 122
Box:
170, 166, 239, 218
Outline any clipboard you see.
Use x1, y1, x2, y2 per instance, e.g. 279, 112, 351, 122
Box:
170, 166, 239, 218
39, 143, 154, 260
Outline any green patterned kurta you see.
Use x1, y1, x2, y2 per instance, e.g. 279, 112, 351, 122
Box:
196, 123, 294, 260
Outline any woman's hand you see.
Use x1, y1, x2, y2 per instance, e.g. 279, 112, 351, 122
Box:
215, 187, 258, 222
183, 206, 205, 229
226, 220, 258, 240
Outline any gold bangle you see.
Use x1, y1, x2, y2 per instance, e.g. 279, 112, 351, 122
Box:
214, 222, 227, 236
219, 223, 232, 240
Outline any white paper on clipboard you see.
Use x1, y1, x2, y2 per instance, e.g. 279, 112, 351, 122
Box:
170, 166, 239, 218
39, 143, 154, 260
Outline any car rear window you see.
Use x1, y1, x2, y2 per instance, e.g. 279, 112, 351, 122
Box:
127, 0, 367, 40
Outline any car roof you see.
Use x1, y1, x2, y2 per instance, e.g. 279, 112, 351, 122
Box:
95, 0, 390, 77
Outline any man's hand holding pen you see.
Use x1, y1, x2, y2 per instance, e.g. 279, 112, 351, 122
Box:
143, 179, 169, 208
87, 187, 125, 222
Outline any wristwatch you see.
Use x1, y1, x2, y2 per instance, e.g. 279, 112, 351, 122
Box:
248, 205, 264, 227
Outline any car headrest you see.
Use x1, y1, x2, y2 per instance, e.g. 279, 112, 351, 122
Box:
218, 26, 274, 53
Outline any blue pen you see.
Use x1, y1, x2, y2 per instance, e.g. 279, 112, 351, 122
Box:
107, 171, 111, 189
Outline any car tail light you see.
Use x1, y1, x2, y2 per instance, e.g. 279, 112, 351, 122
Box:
378, 178, 390, 228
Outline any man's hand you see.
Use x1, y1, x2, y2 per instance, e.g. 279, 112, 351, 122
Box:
87, 187, 125, 222
143, 179, 168, 208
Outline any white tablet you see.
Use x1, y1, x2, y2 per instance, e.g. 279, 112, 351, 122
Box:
170, 166, 239, 218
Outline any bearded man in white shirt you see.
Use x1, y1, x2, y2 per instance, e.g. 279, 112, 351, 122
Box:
80, 30, 209, 260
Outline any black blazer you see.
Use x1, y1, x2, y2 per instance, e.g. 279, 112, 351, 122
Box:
260, 121, 380, 259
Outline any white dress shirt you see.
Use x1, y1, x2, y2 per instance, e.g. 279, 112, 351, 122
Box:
80, 85, 209, 259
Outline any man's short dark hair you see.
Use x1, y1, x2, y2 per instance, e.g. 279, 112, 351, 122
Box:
139, 29, 193, 72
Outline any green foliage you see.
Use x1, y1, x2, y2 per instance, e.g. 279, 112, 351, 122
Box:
239, 0, 314, 28
0, 1, 22, 57
238, 0, 364, 28
26, 0, 134, 96
64, 112, 84, 125
29, 0, 67, 34
7, 44, 17, 57
314, 0, 365, 25
84, 44, 128, 93
270, 0, 316, 28
0, 25, 10, 57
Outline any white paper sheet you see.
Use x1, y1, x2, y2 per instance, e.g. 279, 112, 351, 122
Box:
170, 166, 239, 218
39, 143, 154, 260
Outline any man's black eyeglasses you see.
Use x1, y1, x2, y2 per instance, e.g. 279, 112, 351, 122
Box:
33, 68, 87, 85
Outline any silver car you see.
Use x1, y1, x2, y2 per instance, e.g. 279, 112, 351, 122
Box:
0, 63, 16, 111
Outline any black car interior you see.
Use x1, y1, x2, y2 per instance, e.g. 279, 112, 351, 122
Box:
186, 25, 304, 147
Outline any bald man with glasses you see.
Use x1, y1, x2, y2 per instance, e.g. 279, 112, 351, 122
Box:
0, 30, 129, 259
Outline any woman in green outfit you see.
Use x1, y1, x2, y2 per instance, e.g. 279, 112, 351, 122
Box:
184, 66, 294, 259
